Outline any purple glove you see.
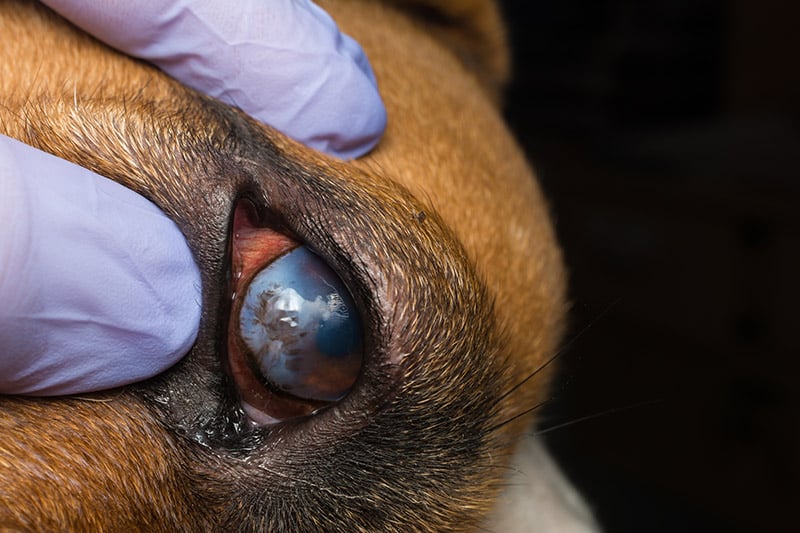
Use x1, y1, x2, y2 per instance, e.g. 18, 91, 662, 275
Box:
0, 136, 201, 395
42, 0, 387, 160
1, 0, 386, 395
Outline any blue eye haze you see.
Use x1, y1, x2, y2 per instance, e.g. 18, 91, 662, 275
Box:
238, 247, 362, 401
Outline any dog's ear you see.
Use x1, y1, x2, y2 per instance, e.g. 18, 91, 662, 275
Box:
387, 0, 510, 104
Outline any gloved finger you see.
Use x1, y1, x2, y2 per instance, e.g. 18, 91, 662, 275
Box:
0, 135, 202, 396
42, 0, 387, 160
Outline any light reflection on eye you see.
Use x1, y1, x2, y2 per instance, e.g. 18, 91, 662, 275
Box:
237, 246, 363, 404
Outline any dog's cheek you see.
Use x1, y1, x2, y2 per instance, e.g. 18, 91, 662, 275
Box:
0, 396, 217, 529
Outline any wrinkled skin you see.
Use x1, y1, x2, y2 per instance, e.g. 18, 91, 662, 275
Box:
0, 0, 582, 530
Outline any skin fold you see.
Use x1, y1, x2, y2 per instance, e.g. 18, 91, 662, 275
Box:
0, 0, 594, 530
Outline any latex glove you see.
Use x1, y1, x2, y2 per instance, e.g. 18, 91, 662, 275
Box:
0, 136, 201, 395
1, 0, 386, 395
41, 0, 387, 160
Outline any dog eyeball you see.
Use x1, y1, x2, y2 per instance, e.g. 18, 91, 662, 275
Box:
238, 246, 363, 403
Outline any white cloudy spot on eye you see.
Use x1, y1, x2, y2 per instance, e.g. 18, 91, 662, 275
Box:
273, 288, 304, 313
279, 315, 298, 327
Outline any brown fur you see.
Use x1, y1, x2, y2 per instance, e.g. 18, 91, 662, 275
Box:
0, 0, 566, 530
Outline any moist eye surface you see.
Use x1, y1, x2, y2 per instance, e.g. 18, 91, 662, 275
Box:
237, 246, 363, 404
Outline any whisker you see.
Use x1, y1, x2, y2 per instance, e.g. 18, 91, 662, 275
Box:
495, 297, 621, 406
534, 399, 662, 436
495, 350, 559, 406
488, 399, 550, 434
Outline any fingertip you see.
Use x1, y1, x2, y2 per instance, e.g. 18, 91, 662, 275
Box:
277, 43, 388, 160
282, 11, 388, 159
0, 138, 204, 395
152, 254, 203, 370
103, 186, 204, 380
42, 0, 388, 159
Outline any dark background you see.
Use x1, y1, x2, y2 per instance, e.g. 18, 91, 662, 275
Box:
500, 0, 799, 531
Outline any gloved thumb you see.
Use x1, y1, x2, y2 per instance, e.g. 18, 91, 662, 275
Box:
0, 135, 201, 395
42, 0, 387, 160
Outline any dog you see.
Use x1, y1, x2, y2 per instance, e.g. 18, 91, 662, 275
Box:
0, 0, 598, 530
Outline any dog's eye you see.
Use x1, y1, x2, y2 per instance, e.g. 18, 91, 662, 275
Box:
228, 204, 363, 426
239, 246, 362, 400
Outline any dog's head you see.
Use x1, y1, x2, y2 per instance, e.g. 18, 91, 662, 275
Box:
0, 0, 572, 530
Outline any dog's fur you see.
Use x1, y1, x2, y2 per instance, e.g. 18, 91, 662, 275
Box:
0, 0, 598, 530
